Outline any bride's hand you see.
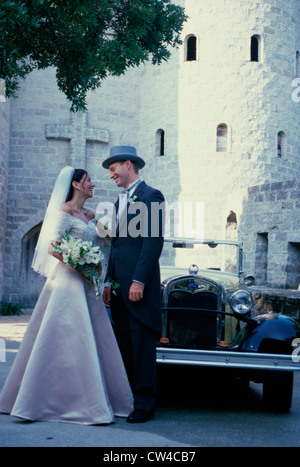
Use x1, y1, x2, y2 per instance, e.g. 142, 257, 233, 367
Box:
82, 269, 92, 281
81, 263, 102, 281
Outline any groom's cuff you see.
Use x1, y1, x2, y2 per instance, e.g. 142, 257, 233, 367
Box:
133, 279, 145, 286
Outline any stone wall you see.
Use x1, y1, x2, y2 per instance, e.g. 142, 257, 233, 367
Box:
172, 0, 300, 232
3, 67, 141, 304
240, 180, 300, 289
0, 101, 10, 301
161, 0, 300, 271
251, 286, 300, 321
1, 0, 300, 304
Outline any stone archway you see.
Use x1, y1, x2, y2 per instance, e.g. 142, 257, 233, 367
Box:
20, 223, 46, 308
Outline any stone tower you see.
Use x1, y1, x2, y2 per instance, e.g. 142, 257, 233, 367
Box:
139, 0, 300, 286
1, 0, 300, 305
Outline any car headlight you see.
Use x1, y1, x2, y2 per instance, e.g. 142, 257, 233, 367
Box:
229, 290, 253, 315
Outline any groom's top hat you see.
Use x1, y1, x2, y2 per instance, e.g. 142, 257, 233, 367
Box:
102, 145, 146, 169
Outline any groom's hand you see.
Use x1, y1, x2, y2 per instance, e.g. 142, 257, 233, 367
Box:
129, 282, 144, 302
103, 286, 111, 306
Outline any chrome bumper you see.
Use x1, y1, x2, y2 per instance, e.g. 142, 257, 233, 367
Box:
156, 347, 300, 372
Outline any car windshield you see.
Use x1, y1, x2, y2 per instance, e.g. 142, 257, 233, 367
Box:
160, 239, 241, 275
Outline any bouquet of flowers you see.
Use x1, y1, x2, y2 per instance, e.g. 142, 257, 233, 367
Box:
52, 231, 104, 299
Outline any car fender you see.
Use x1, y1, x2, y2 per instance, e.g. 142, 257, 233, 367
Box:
235, 313, 300, 354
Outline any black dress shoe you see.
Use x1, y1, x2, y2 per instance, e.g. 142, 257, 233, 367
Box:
126, 409, 155, 424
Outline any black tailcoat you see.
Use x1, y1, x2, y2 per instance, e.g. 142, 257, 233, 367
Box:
107, 181, 164, 335
107, 181, 164, 412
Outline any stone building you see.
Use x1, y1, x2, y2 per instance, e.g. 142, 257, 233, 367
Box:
0, 0, 299, 307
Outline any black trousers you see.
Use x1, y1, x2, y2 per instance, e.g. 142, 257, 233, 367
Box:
111, 290, 157, 413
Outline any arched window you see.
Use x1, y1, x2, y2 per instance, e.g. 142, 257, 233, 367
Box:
216, 124, 228, 152
155, 129, 165, 156
251, 35, 262, 62
20, 223, 46, 307
296, 51, 300, 77
185, 35, 197, 61
277, 131, 287, 159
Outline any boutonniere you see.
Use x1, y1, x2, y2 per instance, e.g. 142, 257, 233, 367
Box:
105, 276, 120, 295
128, 195, 140, 204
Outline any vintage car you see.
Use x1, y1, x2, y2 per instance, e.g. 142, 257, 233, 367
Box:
157, 238, 300, 412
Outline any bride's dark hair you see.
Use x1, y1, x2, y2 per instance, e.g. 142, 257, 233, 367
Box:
65, 169, 87, 202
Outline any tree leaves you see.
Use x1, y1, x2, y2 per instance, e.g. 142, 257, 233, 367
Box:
0, 0, 187, 111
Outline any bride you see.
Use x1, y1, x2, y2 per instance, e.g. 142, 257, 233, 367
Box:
0, 166, 133, 425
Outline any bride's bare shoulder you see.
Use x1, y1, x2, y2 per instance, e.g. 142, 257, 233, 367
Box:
60, 203, 73, 215
85, 209, 95, 221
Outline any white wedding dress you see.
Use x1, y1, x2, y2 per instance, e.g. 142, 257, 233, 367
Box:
0, 211, 133, 425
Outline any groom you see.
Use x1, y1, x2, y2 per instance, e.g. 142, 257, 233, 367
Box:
102, 145, 165, 423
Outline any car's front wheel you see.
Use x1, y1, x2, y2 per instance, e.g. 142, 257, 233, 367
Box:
262, 371, 293, 413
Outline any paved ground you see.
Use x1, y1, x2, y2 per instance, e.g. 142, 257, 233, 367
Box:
0, 314, 31, 342
1, 315, 300, 448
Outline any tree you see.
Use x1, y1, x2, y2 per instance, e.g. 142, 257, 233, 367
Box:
0, 0, 187, 111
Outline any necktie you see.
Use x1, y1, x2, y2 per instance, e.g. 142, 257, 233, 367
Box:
117, 180, 141, 231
